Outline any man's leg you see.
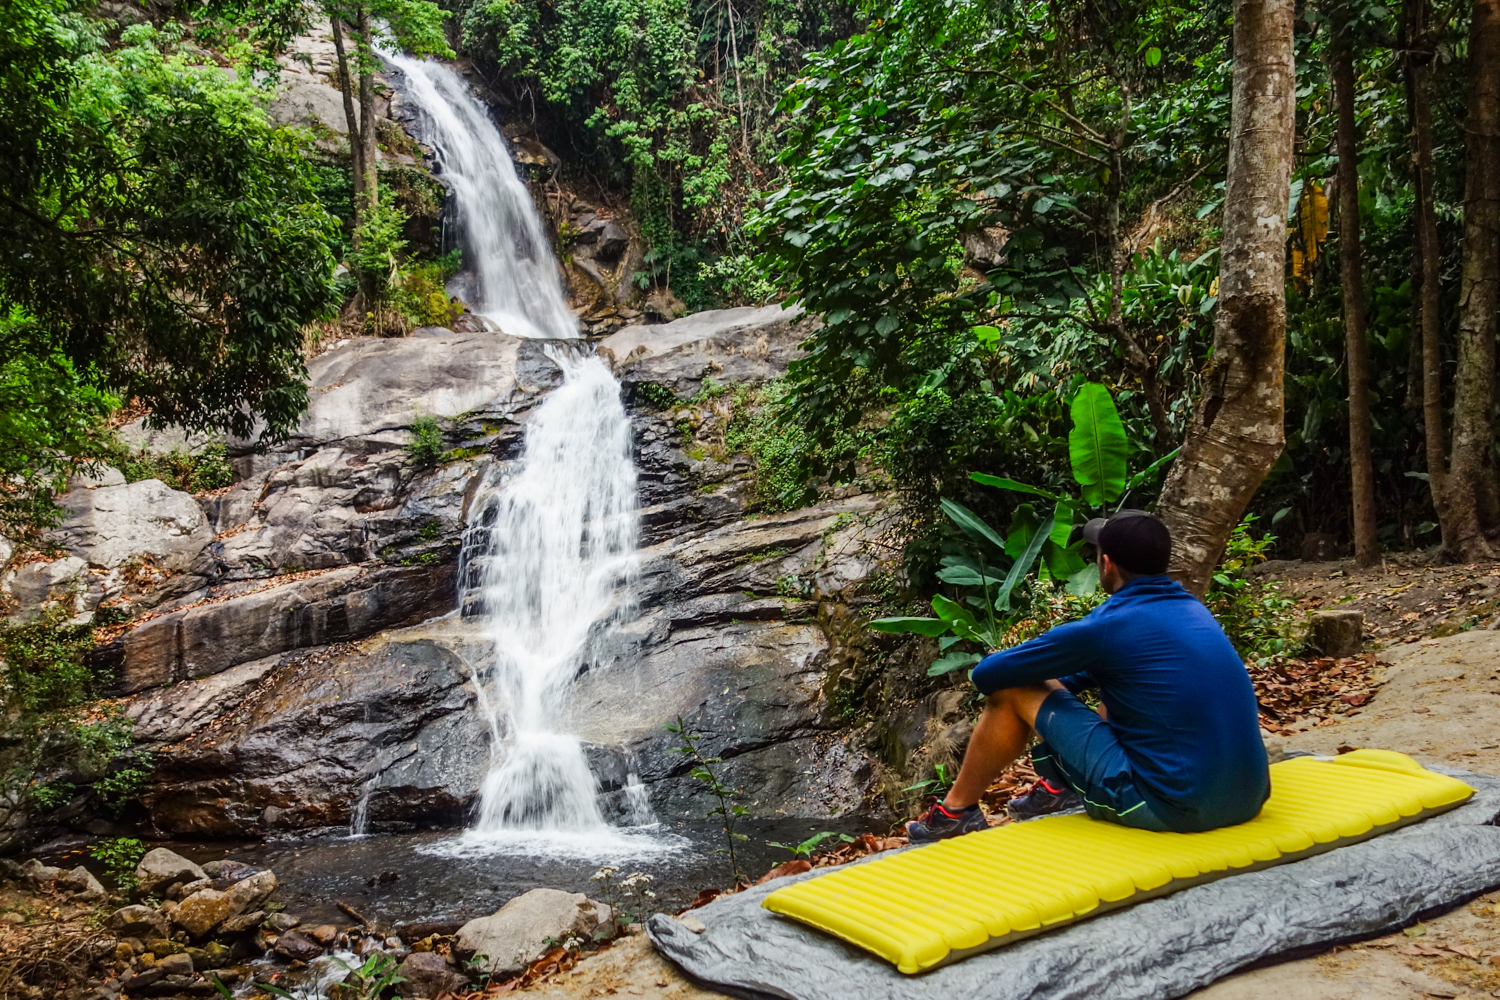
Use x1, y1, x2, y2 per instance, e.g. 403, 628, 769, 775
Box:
943, 681, 1061, 810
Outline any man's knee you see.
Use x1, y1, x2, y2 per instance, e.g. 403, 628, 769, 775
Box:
985, 681, 1061, 725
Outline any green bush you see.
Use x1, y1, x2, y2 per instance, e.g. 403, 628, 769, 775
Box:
1206, 517, 1300, 664
406, 415, 445, 469
89, 837, 145, 891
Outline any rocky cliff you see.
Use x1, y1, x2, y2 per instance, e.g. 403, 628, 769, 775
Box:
2, 306, 909, 839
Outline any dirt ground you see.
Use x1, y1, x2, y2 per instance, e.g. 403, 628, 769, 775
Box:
521, 557, 1500, 1000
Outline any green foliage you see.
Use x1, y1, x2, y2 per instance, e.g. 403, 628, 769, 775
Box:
391, 254, 466, 328
1205, 517, 1299, 664
0, 7, 341, 445
406, 415, 445, 469
112, 443, 235, 494
722, 381, 821, 511
768, 830, 855, 858
326, 952, 407, 1000
666, 716, 748, 884
89, 837, 145, 891
0, 312, 117, 537
350, 199, 409, 296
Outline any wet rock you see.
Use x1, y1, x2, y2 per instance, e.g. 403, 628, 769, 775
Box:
126, 656, 282, 746
263, 912, 298, 933
122, 967, 165, 990
273, 928, 324, 962
173, 888, 236, 938
136, 849, 206, 898
169, 877, 212, 900
200, 859, 253, 880
597, 304, 807, 400
307, 924, 339, 945
225, 870, 277, 912
455, 888, 610, 977
112, 563, 455, 695
219, 910, 265, 934
396, 951, 468, 998
110, 905, 170, 941
57, 865, 106, 901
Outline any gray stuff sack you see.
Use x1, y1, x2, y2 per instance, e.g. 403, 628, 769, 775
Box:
647, 765, 1500, 1000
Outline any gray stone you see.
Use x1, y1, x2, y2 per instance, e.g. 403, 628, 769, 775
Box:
172, 888, 237, 938
273, 928, 324, 962
219, 909, 265, 933
113, 419, 217, 457
135, 848, 206, 898
19, 859, 63, 890
224, 870, 277, 912
455, 889, 610, 976
4, 556, 88, 621
263, 912, 298, 933
1310, 609, 1365, 657
126, 656, 281, 747
594, 221, 629, 260
269, 79, 358, 135
52, 479, 214, 574
597, 304, 807, 399
57, 865, 107, 902
112, 563, 455, 694
169, 878, 212, 900
154, 953, 194, 977
108, 905, 169, 940
68, 465, 126, 490
396, 951, 468, 998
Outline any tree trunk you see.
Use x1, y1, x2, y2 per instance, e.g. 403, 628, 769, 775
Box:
1155, 0, 1295, 597
1332, 15, 1379, 566
330, 16, 364, 230
356, 3, 379, 213
1404, 0, 1493, 559
1452, 0, 1500, 542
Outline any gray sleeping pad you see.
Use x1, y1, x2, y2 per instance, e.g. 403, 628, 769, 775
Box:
647, 765, 1500, 1000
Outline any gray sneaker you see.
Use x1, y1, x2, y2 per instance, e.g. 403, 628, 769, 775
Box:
906, 800, 990, 844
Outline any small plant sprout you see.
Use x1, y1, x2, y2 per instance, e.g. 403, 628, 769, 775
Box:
666, 716, 750, 885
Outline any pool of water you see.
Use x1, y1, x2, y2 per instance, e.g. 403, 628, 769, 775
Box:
88, 817, 883, 927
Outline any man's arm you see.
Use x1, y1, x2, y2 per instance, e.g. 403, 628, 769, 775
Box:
971, 618, 1098, 696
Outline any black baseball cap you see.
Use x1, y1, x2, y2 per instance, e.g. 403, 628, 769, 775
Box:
1081, 510, 1171, 575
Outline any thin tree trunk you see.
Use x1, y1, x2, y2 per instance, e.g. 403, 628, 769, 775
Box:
356, 3, 379, 212
1156, 0, 1295, 597
330, 16, 364, 229
1452, 0, 1500, 542
1332, 15, 1379, 566
1404, 0, 1492, 558
724, 0, 750, 154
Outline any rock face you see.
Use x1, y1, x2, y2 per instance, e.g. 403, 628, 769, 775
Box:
78, 308, 898, 837
456, 889, 611, 976
53, 479, 215, 575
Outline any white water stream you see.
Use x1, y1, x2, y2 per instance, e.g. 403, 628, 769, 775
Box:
384, 55, 659, 852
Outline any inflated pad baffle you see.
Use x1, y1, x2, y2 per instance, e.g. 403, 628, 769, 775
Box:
762, 750, 1474, 974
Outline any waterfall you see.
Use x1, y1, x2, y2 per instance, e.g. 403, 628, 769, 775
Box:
386, 55, 658, 850
382, 52, 579, 341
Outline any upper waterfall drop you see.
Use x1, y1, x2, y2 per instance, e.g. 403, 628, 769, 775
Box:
382, 52, 579, 340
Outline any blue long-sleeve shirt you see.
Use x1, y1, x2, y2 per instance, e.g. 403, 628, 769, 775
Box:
972, 575, 1269, 831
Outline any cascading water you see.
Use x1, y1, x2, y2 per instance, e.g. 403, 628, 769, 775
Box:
386, 55, 659, 850
382, 51, 578, 341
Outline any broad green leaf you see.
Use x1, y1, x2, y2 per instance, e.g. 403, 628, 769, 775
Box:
927, 651, 982, 677
1048, 500, 1075, 547
1005, 503, 1040, 558
1123, 447, 1181, 495
1043, 539, 1088, 580
1145, 46, 1162, 65
937, 565, 1005, 586
941, 498, 1007, 552
973, 325, 1001, 345
1066, 562, 1100, 596
996, 512, 1054, 611
1069, 383, 1128, 506
869, 616, 949, 636
932, 593, 978, 626
969, 472, 1062, 501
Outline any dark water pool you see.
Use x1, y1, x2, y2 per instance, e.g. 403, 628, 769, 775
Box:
67, 817, 884, 927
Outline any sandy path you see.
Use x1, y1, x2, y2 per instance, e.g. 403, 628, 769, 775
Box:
521, 629, 1500, 1000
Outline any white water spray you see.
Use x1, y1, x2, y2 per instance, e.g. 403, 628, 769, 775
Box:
383, 52, 578, 340
387, 56, 658, 848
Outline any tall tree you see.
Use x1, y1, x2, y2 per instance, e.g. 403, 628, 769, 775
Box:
1404, 0, 1494, 559
1156, 0, 1296, 596
1331, 3, 1379, 566
1451, 0, 1500, 542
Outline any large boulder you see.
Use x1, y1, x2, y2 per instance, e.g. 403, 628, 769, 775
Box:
3, 556, 88, 622
455, 889, 611, 977
173, 888, 237, 938
597, 304, 807, 399
52, 479, 214, 576
108, 904, 169, 940
135, 848, 206, 898
108, 562, 455, 694
396, 951, 469, 998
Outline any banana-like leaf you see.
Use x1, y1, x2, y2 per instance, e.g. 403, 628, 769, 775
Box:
995, 511, 1054, 611
1122, 446, 1182, 495
1069, 383, 1128, 506
869, 616, 949, 636
969, 472, 1062, 501
927, 651, 982, 677
940, 498, 1008, 552
1066, 562, 1100, 596
932, 592, 977, 625
1048, 499, 1075, 547
936, 565, 1005, 586
1043, 539, 1088, 580
1005, 503, 1039, 558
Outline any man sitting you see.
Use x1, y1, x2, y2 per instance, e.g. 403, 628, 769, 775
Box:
908, 510, 1269, 843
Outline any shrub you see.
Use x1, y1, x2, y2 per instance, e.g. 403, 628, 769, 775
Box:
406, 415, 445, 469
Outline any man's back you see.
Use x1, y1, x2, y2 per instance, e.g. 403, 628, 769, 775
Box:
971, 575, 1270, 831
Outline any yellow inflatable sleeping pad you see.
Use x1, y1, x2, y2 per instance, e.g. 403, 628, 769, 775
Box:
763, 750, 1474, 974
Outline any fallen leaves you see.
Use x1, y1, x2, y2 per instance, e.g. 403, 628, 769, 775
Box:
1252, 654, 1383, 731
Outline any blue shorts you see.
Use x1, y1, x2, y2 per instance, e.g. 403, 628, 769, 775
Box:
1030, 688, 1170, 832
